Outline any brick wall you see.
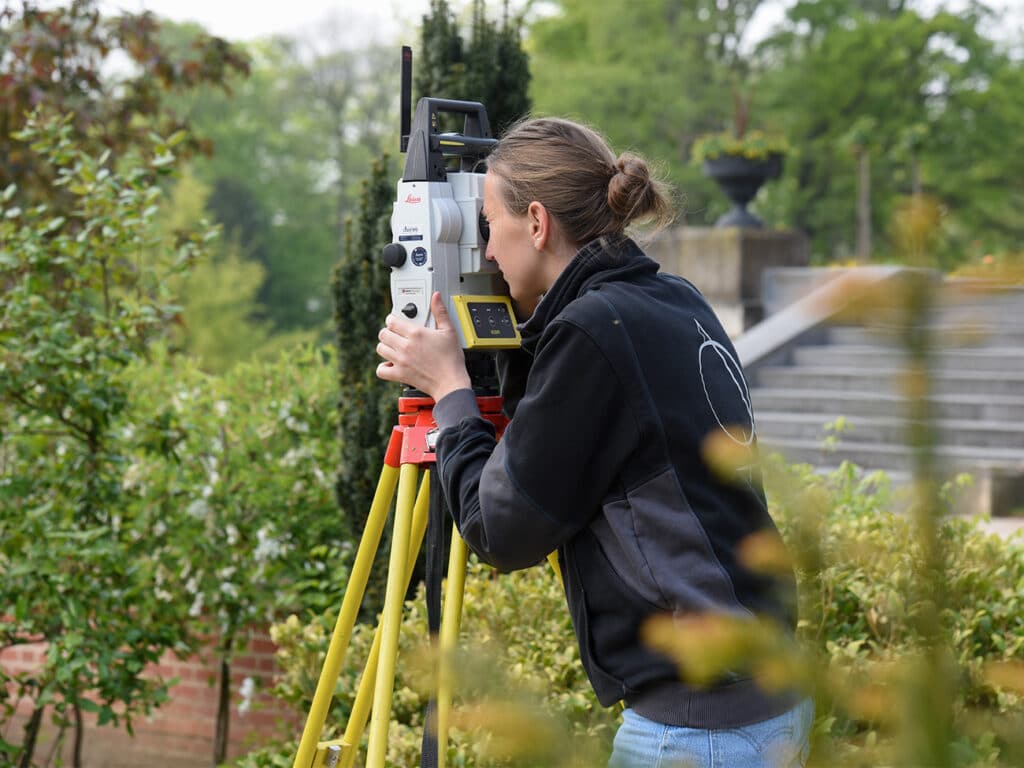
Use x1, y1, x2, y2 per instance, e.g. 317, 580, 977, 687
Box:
1, 628, 302, 767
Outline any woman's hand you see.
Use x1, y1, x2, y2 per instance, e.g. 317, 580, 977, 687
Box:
376, 291, 472, 401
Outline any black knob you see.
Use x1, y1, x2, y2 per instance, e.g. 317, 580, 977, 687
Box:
401, 303, 418, 318
381, 242, 407, 268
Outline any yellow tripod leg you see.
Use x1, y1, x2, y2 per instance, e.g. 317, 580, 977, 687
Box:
436, 527, 469, 768
292, 444, 402, 768
366, 461, 420, 767
337, 471, 432, 768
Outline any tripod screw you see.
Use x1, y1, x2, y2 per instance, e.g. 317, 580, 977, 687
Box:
381, 242, 407, 268
401, 303, 418, 318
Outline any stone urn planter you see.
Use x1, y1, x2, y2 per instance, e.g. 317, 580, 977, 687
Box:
703, 153, 784, 229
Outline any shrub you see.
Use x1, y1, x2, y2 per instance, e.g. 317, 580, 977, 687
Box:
238, 459, 1024, 767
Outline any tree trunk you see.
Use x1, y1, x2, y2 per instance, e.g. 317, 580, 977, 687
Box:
213, 658, 231, 766
18, 704, 44, 768
857, 150, 872, 260
73, 701, 84, 768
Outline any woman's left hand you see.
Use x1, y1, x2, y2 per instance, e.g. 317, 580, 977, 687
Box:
376, 291, 472, 401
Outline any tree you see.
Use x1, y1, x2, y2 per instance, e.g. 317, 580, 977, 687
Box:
527, 0, 768, 224
174, 32, 398, 332
415, 0, 531, 133
156, 167, 315, 373
0, 0, 248, 211
122, 342, 345, 766
331, 157, 398, 613
0, 113, 204, 768
754, 0, 1024, 262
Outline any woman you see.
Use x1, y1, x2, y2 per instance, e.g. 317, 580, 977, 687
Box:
376, 117, 812, 767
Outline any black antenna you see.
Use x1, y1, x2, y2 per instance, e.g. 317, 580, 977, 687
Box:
400, 46, 412, 153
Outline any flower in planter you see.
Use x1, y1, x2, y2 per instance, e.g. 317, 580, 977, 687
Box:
691, 129, 790, 163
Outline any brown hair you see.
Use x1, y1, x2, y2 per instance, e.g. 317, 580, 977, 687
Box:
486, 117, 674, 245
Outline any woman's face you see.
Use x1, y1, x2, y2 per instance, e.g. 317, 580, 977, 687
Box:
482, 171, 548, 314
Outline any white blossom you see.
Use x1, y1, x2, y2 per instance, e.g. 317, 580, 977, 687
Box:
254, 526, 284, 562
285, 416, 309, 433
214, 400, 230, 417
238, 676, 256, 714
225, 524, 239, 546
121, 462, 141, 490
220, 581, 239, 599
187, 499, 210, 520
188, 591, 204, 618
153, 520, 167, 537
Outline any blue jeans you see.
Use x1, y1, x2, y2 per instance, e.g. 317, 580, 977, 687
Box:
608, 698, 814, 768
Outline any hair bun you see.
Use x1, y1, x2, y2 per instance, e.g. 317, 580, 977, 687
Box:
608, 153, 655, 224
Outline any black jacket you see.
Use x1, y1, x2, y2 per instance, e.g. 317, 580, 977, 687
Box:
433, 235, 798, 728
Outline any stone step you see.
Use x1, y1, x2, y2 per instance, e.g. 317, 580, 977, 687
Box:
750, 388, 1024, 422
760, 436, 1024, 476
792, 345, 1024, 372
756, 366, 1024, 398
828, 324, 1024, 348
755, 412, 1024, 450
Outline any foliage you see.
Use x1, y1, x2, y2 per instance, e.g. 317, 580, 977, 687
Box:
415, 0, 531, 135
0, 0, 248, 211
235, 460, 1024, 767
764, 459, 1024, 766
753, 0, 1024, 262
690, 129, 790, 162
0, 111, 205, 766
0, 109, 347, 766
528, 0, 769, 224
526, 0, 1024, 258
234, 559, 613, 768
172, 32, 397, 332
156, 167, 316, 373
331, 156, 400, 616
119, 342, 345, 763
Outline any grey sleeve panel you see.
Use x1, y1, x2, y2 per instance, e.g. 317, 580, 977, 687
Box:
456, 438, 569, 571
433, 387, 480, 431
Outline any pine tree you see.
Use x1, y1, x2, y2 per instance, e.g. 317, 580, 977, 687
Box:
414, 0, 531, 135
332, 156, 395, 525
331, 1, 531, 612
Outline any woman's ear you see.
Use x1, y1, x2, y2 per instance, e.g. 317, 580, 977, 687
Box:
527, 200, 549, 251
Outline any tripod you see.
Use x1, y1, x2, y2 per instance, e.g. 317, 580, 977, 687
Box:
292, 394, 513, 768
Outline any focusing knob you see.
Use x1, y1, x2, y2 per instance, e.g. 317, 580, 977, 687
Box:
401, 303, 418, 318
381, 243, 407, 268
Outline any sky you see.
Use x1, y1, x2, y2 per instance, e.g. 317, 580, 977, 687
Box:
98, 0, 461, 46
95, 0, 1023, 53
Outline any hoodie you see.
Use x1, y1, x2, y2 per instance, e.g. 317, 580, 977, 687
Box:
433, 234, 799, 728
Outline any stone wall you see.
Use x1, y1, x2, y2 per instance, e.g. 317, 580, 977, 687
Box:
644, 226, 811, 336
